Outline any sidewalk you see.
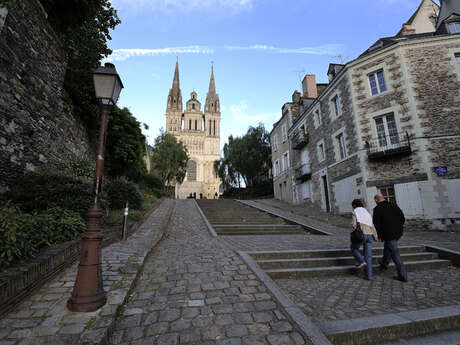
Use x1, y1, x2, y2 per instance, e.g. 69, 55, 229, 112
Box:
108, 200, 309, 345
0, 199, 175, 345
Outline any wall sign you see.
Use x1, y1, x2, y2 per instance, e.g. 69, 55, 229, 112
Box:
433, 166, 448, 177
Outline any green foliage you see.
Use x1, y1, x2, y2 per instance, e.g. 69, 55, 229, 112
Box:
216, 124, 272, 188
151, 130, 189, 188
105, 180, 143, 210
0, 202, 84, 270
103, 208, 143, 227
6, 172, 94, 219
56, 0, 120, 135
105, 106, 147, 181
54, 157, 95, 181
138, 174, 163, 194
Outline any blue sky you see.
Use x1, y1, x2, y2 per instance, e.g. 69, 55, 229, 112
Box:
106, 0, 435, 149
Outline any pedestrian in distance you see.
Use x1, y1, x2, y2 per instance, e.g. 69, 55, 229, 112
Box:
373, 193, 408, 282
350, 199, 379, 280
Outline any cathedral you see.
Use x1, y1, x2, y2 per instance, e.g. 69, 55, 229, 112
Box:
165, 62, 222, 199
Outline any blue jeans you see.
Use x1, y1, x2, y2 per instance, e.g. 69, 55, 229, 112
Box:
350, 234, 373, 279
381, 240, 407, 280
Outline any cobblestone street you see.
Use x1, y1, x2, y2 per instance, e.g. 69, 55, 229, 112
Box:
109, 200, 307, 345
278, 267, 460, 323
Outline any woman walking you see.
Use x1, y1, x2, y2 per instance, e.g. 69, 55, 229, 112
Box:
350, 199, 379, 280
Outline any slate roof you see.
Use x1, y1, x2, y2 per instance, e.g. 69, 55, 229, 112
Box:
437, 0, 460, 28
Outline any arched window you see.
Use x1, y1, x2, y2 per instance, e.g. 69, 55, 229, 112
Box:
187, 160, 197, 181
195, 120, 197, 130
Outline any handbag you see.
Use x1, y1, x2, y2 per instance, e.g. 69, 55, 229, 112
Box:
350, 223, 364, 244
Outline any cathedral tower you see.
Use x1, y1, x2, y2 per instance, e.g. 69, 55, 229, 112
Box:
165, 63, 222, 199
166, 61, 182, 133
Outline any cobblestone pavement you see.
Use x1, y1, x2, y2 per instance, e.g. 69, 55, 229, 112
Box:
0, 199, 174, 345
109, 200, 309, 345
277, 267, 460, 323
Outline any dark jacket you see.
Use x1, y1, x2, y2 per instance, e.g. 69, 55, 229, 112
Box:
373, 201, 405, 241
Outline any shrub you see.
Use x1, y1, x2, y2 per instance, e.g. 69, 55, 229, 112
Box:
103, 209, 144, 227
138, 173, 163, 193
6, 172, 95, 219
0, 203, 85, 270
105, 180, 143, 210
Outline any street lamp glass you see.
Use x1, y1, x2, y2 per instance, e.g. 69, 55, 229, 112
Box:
93, 63, 123, 106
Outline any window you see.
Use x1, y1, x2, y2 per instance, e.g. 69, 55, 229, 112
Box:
189, 119, 192, 130
314, 109, 322, 128
369, 70, 387, 95
192, 103, 195, 110
209, 120, 212, 135
448, 22, 460, 34
317, 142, 326, 162
273, 134, 279, 152
282, 124, 287, 142
283, 151, 290, 170
456, 54, 460, 71
332, 96, 341, 117
379, 186, 396, 204
375, 113, 399, 148
213, 120, 216, 136
195, 120, 197, 130
275, 160, 280, 176
336, 133, 346, 160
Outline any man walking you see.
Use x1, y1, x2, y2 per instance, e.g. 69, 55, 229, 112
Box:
373, 193, 408, 282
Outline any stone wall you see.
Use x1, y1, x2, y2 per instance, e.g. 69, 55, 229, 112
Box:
0, 0, 93, 191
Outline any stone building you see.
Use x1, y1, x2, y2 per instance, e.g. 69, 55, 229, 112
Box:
165, 62, 221, 199
271, 0, 460, 230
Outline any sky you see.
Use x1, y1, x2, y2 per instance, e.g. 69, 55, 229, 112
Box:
105, 0, 437, 150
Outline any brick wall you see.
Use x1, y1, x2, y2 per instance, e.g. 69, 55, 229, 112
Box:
0, 0, 93, 191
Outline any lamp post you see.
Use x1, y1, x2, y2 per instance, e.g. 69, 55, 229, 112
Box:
67, 63, 123, 312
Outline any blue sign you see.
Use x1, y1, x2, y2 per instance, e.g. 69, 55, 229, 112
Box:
433, 166, 448, 177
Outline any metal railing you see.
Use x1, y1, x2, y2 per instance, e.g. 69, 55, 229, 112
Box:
366, 132, 411, 159
292, 130, 309, 150
295, 163, 312, 181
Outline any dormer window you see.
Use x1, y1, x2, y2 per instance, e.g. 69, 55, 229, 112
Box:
448, 22, 460, 34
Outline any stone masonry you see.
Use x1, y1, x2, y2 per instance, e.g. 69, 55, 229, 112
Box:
0, 0, 93, 191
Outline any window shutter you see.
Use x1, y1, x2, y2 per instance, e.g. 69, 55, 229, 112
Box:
447, 179, 460, 213
395, 182, 423, 217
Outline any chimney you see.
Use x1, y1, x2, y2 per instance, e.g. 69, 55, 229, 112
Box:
302, 74, 318, 98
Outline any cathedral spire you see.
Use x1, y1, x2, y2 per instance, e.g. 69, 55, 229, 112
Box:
208, 64, 216, 94
172, 61, 180, 90
205, 64, 219, 114
167, 61, 182, 112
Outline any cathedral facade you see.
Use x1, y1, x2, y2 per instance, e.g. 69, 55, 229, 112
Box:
165, 62, 222, 199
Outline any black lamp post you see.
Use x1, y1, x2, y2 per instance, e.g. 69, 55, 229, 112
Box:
67, 63, 123, 312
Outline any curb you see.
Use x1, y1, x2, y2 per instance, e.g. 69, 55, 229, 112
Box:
236, 199, 333, 236
238, 251, 333, 345
194, 199, 218, 237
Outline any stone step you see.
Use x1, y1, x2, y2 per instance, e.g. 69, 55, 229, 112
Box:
217, 230, 306, 236
214, 224, 303, 230
257, 252, 439, 269
248, 245, 426, 260
375, 329, 460, 345
266, 259, 451, 279
319, 305, 460, 345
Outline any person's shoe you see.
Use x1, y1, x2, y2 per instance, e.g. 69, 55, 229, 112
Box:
393, 276, 408, 283
358, 262, 367, 269
363, 276, 371, 281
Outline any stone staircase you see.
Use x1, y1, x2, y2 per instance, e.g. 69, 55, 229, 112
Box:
196, 199, 307, 236
248, 245, 452, 279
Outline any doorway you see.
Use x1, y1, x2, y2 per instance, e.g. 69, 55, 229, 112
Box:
322, 175, 330, 212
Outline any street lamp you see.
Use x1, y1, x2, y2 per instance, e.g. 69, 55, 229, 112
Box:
67, 63, 123, 312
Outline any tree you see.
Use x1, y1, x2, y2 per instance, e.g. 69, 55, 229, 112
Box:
215, 124, 272, 189
151, 131, 189, 189
105, 106, 147, 181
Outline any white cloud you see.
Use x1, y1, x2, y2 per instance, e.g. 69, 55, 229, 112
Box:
226, 100, 279, 126
105, 46, 214, 62
224, 44, 344, 55
112, 0, 253, 12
